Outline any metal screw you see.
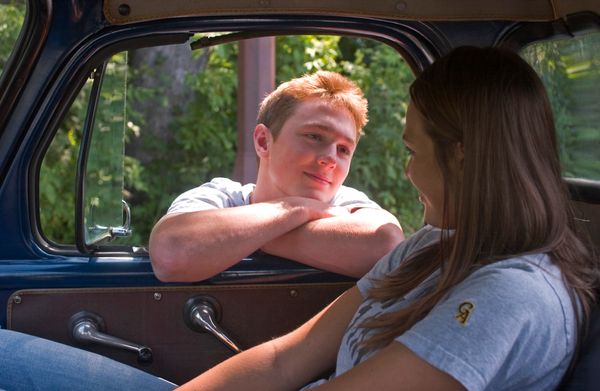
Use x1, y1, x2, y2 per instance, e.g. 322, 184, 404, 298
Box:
289, 289, 298, 297
13, 295, 21, 304
153, 292, 162, 301
259, 0, 270, 6
396, 1, 407, 11
118, 3, 131, 16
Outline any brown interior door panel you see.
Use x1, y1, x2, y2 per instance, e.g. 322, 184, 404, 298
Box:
7, 282, 352, 384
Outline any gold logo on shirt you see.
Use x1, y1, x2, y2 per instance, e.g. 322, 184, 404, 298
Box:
455, 301, 475, 325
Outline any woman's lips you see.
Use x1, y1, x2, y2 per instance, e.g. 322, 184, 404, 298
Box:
304, 172, 331, 185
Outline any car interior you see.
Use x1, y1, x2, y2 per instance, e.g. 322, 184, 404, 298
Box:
0, 0, 599, 388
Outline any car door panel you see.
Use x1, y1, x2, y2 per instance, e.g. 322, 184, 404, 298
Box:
7, 281, 352, 384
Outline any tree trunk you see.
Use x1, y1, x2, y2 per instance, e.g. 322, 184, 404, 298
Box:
126, 44, 210, 163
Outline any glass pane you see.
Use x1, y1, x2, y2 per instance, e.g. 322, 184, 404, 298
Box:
0, 0, 26, 80
84, 54, 129, 245
39, 54, 129, 246
521, 32, 600, 180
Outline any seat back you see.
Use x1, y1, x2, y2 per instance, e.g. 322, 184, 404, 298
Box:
560, 306, 600, 390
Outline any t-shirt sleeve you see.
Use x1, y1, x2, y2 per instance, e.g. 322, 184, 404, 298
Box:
357, 225, 441, 298
331, 185, 381, 210
167, 177, 246, 214
396, 262, 573, 391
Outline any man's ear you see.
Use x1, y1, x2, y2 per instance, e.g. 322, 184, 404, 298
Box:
253, 123, 272, 158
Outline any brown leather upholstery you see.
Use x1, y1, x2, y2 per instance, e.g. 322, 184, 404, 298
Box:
8, 282, 352, 384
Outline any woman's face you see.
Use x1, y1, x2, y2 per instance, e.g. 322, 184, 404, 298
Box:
403, 103, 462, 228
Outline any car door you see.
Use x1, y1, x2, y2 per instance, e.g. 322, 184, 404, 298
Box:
0, 1, 424, 384
1, 0, 599, 387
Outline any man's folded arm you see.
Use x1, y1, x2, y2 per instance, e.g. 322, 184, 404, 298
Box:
149, 197, 339, 282
149, 202, 306, 281
260, 207, 404, 278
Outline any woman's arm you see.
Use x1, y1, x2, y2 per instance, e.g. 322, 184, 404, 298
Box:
177, 287, 363, 391
312, 341, 465, 391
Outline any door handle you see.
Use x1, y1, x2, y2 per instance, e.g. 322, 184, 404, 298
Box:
184, 296, 242, 353
68, 311, 153, 363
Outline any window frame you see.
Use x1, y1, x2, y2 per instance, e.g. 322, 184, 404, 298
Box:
0, 0, 49, 174
30, 16, 439, 257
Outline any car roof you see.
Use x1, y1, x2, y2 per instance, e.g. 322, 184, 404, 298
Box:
104, 0, 600, 25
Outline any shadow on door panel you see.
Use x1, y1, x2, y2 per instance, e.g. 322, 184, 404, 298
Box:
8, 282, 352, 384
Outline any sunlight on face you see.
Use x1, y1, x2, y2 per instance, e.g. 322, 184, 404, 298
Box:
262, 98, 357, 202
403, 103, 461, 228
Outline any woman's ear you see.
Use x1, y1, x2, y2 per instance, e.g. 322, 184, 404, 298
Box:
456, 142, 465, 170
253, 124, 272, 158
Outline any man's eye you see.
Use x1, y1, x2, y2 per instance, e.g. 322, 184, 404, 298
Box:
306, 133, 321, 141
338, 146, 351, 155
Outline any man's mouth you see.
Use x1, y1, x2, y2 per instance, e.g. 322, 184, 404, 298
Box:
304, 172, 332, 185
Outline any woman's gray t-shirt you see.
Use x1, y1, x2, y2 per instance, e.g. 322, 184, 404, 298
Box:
305, 225, 577, 391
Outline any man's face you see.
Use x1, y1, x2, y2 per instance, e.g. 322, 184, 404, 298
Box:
261, 98, 358, 203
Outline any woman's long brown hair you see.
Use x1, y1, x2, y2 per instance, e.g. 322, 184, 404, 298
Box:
362, 46, 599, 350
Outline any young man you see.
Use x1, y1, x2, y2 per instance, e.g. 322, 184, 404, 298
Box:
149, 71, 403, 282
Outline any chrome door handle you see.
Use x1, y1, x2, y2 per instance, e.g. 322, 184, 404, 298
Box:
184, 296, 242, 353
69, 311, 153, 363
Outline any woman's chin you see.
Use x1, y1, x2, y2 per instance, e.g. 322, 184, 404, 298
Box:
423, 211, 442, 228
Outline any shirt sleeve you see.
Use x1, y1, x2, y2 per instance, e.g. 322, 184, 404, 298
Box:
167, 178, 247, 214
356, 225, 441, 298
331, 185, 381, 210
396, 260, 574, 391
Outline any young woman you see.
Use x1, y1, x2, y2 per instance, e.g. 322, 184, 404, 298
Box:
177, 46, 599, 390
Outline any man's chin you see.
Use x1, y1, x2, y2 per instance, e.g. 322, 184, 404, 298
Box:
300, 190, 333, 204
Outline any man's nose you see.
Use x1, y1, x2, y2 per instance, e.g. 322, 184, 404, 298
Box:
318, 146, 337, 168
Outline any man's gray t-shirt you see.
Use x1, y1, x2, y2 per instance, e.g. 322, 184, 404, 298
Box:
167, 177, 381, 214
304, 225, 577, 390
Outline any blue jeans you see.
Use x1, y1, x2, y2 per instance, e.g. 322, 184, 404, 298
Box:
0, 329, 177, 391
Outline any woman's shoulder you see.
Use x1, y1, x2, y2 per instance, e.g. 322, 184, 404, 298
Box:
400, 224, 442, 254
400, 252, 576, 391
463, 253, 573, 320
358, 225, 442, 289
473, 253, 563, 289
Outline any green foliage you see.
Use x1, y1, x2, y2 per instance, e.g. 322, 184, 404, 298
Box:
84, 55, 130, 244
114, 36, 423, 246
33, 29, 600, 247
1, 0, 595, 249
40, 54, 132, 244
0, 1, 25, 78
119, 42, 240, 245
39, 81, 90, 243
339, 39, 422, 232
276, 36, 423, 232
522, 33, 600, 180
